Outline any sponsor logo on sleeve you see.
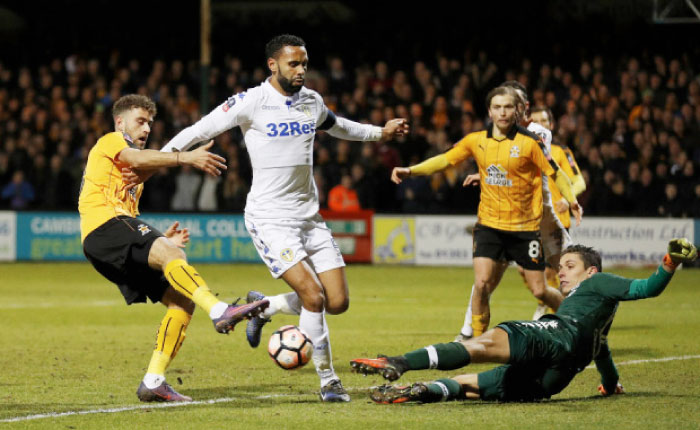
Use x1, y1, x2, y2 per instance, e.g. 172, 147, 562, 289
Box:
222, 92, 246, 112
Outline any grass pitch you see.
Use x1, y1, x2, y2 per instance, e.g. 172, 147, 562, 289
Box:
1, 263, 699, 429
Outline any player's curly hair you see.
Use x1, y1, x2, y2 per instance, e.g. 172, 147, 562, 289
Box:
112, 94, 156, 118
265, 34, 306, 59
562, 244, 603, 272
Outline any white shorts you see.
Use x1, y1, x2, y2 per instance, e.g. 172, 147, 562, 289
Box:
245, 214, 345, 278
540, 205, 573, 259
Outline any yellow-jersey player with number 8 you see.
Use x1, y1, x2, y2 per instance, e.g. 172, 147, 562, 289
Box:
391, 85, 583, 337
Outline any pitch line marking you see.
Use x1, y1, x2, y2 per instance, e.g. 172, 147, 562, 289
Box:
0, 394, 289, 423
584, 354, 700, 369
2, 354, 699, 423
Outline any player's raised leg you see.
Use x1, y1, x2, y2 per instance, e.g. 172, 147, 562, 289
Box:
148, 237, 269, 333
245, 290, 301, 347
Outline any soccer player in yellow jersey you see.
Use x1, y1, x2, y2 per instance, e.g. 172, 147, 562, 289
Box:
79, 94, 269, 402
456, 83, 584, 335
391, 86, 582, 338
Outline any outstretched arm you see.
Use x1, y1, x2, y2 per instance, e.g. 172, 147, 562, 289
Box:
323, 112, 409, 142
118, 141, 227, 176
391, 154, 450, 184
623, 239, 697, 300
162, 91, 255, 152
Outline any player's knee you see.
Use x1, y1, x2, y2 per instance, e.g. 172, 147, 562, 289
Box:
162, 287, 196, 314
162, 245, 187, 265
299, 289, 325, 312
530, 286, 546, 300
326, 295, 349, 315
181, 298, 195, 315
473, 279, 493, 295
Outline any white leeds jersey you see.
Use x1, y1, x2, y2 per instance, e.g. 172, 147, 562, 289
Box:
527, 122, 555, 208
162, 78, 382, 219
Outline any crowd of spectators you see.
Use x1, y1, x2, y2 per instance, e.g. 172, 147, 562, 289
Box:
0, 49, 698, 218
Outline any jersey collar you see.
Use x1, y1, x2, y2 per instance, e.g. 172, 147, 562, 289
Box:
486, 122, 518, 141
263, 77, 301, 106
121, 131, 138, 149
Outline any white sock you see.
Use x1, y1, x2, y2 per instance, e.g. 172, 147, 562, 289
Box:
460, 284, 476, 337
209, 302, 228, 319
263, 292, 301, 318
299, 307, 337, 387
142, 373, 166, 389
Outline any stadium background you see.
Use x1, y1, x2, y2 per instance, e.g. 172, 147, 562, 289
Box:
0, 0, 698, 266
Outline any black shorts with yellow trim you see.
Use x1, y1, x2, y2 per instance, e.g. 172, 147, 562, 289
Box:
472, 223, 545, 270
83, 216, 168, 305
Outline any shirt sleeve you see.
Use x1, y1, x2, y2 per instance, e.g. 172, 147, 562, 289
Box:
161, 90, 256, 152
589, 268, 673, 301
594, 342, 619, 393
444, 134, 474, 165
564, 147, 587, 195
554, 146, 574, 179
587, 273, 634, 300
100, 134, 128, 160
325, 116, 383, 141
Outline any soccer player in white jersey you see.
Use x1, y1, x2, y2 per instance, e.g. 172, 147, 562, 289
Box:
456, 81, 582, 340
160, 34, 409, 402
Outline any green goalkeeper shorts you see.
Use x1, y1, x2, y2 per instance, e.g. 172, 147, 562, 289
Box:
496, 318, 576, 365
478, 363, 577, 401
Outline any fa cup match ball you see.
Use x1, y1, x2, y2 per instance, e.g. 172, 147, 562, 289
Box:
268, 325, 313, 370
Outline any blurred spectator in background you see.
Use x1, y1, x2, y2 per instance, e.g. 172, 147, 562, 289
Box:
0, 49, 697, 216
328, 171, 361, 212
218, 169, 248, 212
2, 170, 35, 209
170, 165, 201, 211
658, 183, 685, 217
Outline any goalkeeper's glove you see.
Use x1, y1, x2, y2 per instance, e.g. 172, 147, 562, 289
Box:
663, 238, 698, 269
598, 383, 625, 396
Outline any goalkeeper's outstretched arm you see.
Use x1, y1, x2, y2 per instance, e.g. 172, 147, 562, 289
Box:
624, 238, 697, 300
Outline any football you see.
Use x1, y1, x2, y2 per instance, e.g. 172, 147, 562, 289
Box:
268, 325, 313, 370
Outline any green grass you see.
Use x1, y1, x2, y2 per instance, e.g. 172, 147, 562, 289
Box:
1, 263, 699, 429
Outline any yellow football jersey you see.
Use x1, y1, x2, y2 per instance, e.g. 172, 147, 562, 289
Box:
445, 125, 555, 232
78, 132, 143, 241
549, 145, 580, 229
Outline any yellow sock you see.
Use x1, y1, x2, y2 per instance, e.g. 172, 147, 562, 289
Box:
472, 312, 490, 337
164, 259, 221, 315
147, 308, 192, 376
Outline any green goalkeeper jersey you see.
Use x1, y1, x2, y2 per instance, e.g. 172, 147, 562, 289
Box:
543, 266, 673, 370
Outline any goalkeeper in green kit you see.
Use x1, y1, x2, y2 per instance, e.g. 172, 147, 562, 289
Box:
351, 239, 698, 403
